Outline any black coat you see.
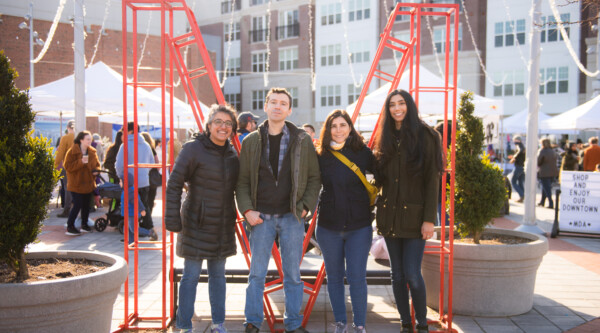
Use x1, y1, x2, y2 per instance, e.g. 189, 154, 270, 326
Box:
317, 146, 375, 232
165, 134, 239, 260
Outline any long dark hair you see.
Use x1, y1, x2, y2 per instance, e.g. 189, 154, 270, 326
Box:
373, 89, 443, 175
109, 130, 123, 150
317, 109, 365, 155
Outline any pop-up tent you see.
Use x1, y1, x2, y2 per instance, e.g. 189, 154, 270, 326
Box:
541, 95, 600, 131
347, 65, 503, 132
502, 108, 556, 134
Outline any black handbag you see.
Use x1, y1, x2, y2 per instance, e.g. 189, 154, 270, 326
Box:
149, 168, 162, 187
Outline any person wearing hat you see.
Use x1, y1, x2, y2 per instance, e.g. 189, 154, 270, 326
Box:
55, 120, 76, 217
237, 111, 259, 142
508, 135, 526, 203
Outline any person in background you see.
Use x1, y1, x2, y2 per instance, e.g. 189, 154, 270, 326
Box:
166, 104, 240, 333
116, 122, 158, 241
583, 137, 600, 171
63, 131, 101, 235
141, 132, 159, 220
55, 120, 76, 217
237, 111, 259, 142
433, 121, 452, 226
316, 110, 375, 333
537, 138, 559, 209
302, 123, 320, 147
104, 130, 123, 183
155, 138, 163, 170
122, 172, 151, 244
576, 138, 585, 170
236, 87, 321, 333
373, 89, 443, 333
560, 142, 579, 172
93, 133, 105, 165
509, 135, 526, 203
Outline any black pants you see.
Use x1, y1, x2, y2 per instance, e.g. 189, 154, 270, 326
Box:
138, 186, 153, 229
67, 192, 92, 229
146, 185, 158, 218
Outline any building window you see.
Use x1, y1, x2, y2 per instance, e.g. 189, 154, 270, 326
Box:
541, 14, 570, 43
349, 0, 370, 22
540, 67, 568, 94
225, 93, 241, 111
221, 1, 241, 14
252, 89, 268, 110
320, 85, 341, 107
395, 0, 419, 22
494, 19, 525, 47
250, 16, 268, 43
321, 3, 342, 26
493, 70, 525, 97
279, 48, 298, 71
429, 0, 463, 12
226, 57, 240, 76
252, 51, 268, 73
285, 87, 299, 108
349, 40, 370, 63
320, 44, 342, 67
348, 84, 361, 105
277, 9, 299, 39
558, 66, 568, 93
224, 22, 240, 42
250, 0, 264, 6
433, 25, 462, 53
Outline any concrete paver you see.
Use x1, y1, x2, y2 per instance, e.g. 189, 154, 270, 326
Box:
29, 189, 599, 332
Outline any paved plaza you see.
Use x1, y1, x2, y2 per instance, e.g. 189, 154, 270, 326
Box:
31, 189, 600, 333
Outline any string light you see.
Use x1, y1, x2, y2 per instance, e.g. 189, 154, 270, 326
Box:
308, 0, 316, 91
136, 11, 153, 69
87, 0, 112, 67
340, 0, 363, 88
217, 0, 236, 88
32, 0, 67, 64
425, 15, 446, 79
549, 0, 599, 77
263, 0, 273, 87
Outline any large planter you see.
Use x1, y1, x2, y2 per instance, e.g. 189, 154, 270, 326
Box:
0, 251, 128, 333
422, 227, 548, 316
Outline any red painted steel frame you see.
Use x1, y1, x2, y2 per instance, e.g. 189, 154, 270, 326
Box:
349, 3, 459, 333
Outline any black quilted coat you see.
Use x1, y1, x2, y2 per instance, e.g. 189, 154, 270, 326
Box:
165, 133, 239, 260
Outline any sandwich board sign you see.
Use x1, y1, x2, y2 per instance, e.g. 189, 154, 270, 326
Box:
553, 171, 600, 236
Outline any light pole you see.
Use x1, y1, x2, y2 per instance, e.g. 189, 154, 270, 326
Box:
18, 1, 44, 88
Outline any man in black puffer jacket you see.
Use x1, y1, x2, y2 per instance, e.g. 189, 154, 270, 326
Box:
165, 105, 239, 333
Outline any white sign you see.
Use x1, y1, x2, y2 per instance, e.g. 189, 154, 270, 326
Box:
559, 171, 600, 234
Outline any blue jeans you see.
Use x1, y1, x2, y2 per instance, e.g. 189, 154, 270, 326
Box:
511, 166, 525, 199
384, 237, 427, 327
539, 177, 554, 207
245, 213, 305, 331
127, 216, 151, 244
316, 225, 372, 327
176, 258, 226, 329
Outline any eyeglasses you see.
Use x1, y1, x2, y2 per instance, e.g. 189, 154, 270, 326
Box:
212, 119, 233, 128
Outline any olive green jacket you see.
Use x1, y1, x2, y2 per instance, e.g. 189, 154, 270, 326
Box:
376, 126, 441, 238
236, 121, 321, 220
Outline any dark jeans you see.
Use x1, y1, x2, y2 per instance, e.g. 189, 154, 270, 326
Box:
67, 192, 92, 229
146, 185, 157, 218
137, 186, 153, 229
384, 237, 427, 327
539, 177, 554, 207
60, 168, 72, 213
511, 166, 525, 199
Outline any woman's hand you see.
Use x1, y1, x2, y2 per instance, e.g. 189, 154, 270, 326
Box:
422, 221, 435, 240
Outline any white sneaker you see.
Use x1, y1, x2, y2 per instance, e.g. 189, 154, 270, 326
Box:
211, 323, 228, 333
352, 325, 366, 333
333, 322, 347, 333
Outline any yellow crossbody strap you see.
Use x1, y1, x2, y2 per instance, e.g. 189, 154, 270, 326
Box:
330, 150, 371, 192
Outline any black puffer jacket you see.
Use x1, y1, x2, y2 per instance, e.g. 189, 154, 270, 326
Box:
165, 133, 239, 260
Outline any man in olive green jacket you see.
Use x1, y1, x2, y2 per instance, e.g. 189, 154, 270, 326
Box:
236, 88, 320, 333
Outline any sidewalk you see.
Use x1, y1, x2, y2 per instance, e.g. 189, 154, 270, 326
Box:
31, 190, 600, 333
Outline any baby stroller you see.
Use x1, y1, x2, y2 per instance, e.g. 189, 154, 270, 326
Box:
94, 170, 125, 234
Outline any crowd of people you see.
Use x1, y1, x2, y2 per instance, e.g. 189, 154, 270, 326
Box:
52, 86, 600, 333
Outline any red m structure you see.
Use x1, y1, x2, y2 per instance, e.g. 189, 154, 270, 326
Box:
117, 1, 458, 332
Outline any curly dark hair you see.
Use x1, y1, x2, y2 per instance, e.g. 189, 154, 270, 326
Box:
204, 104, 238, 139
317, 109, 365, 155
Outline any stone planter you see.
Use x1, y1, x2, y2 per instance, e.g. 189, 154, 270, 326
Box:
0, 251, 128, 333
422, 227, 548, 316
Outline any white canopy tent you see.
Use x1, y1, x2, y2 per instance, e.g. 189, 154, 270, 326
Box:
149, 88, 210, 131
348, 66, 503, 132
502, 108, 559, 134
541, 95, 600, 131
30, 61, 198, 129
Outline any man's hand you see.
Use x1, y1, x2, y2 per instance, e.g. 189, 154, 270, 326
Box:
422, 221, 435, 240
301, 209, 308, 218
245, 210, 264, 226
141, 210, 146, 217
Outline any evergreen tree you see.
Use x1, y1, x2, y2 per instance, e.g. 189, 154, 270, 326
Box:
0, 51, 59, 280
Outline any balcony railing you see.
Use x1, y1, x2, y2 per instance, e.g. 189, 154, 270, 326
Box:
276, 22, 299, 40
248, 28, 269, 43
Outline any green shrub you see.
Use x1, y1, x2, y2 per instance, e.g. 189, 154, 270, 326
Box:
0, 51, 59, 280
454, 91, 506, 244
